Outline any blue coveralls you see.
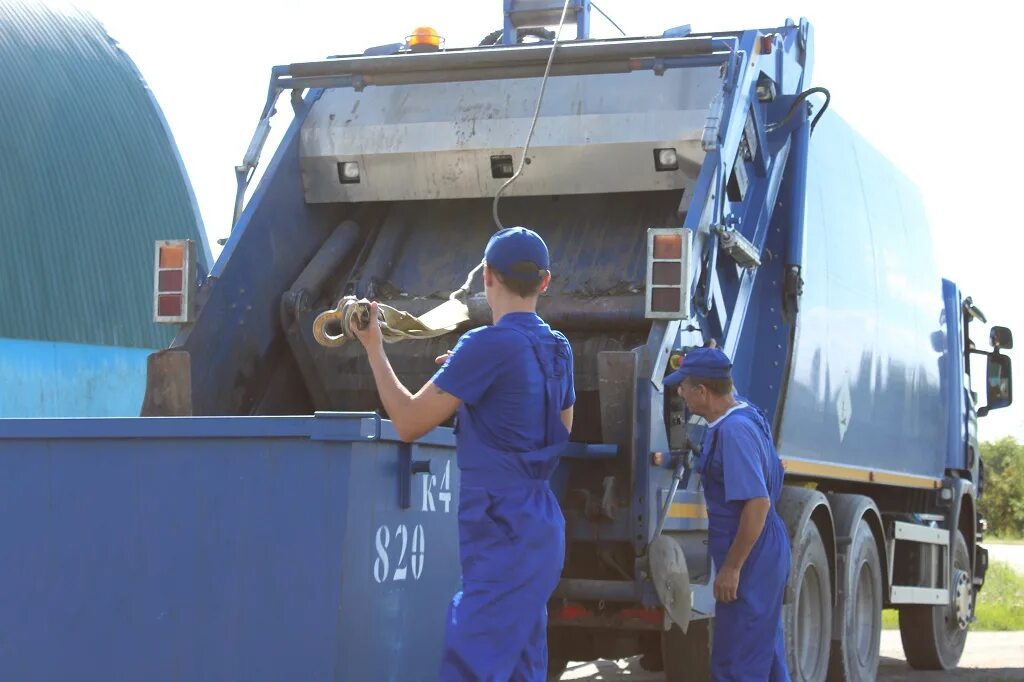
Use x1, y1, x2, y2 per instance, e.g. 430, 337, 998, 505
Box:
432, 312, 575, 682
698, 401, 791, 682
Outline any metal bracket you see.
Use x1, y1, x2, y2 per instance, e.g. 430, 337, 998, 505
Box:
398, 443, 433, 509
713, 224, 761, 268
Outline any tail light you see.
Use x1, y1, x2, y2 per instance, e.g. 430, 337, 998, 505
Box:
646, 228, 691, 319
153, 240, 197, 324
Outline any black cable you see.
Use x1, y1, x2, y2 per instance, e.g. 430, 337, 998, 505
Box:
766, 86, 831, 135
591, 1, 627, 37
808, 88, 830, 133
478, 27, 556, 46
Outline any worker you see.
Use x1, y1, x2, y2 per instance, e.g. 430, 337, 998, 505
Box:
351, 226, 575, 682
664, 347, 791, 681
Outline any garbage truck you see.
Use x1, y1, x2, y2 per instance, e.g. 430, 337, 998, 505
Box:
0, 2, 1014, 681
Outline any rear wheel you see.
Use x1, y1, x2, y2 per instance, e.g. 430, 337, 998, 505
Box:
784, 520, 832, 682
662, 619, 712, 682
899, 530, 971, 670
827, 518, 882, 681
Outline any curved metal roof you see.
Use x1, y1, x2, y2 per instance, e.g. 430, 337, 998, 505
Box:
0, 1, 210, 349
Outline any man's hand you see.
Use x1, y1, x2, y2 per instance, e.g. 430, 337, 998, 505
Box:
435, 352, 451, 366
714, 565, 741, 603
351, 301, 384, 352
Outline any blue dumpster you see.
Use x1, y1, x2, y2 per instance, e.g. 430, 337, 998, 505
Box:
0, 412, 460, 681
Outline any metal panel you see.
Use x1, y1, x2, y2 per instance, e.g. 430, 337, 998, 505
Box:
777, 113, 948, 479
893, 521, 949, 545
0, 413, 459, 681
889, 586, 947, 605
299, 67, 721, 202
0, 337, 152, 418
0, 2, 210, 349
172, 90, 351, 416
942, 279, 968, 470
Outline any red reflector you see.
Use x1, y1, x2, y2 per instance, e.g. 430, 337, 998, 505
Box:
761, 34, 774, 54
157, 294, 183, 317
652, 287, 681, 312
653, 234, 683, 260
618, 608, 663, 625
653, 261, 681, 286
554, 604, 590, 621
158, 269, 184, 293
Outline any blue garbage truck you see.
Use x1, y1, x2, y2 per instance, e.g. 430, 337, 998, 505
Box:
0, 2, 1014, 681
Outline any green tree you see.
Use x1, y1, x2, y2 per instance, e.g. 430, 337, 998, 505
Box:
979, 437, 1024, 538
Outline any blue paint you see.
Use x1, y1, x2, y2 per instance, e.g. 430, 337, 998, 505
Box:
0, 413, 460, 682
0, 337, 153, 418
776, 112, 948, 478
942, 279, 968, 471
176, 88, 348, 415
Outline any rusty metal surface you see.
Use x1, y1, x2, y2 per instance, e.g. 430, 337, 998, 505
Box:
140, 350, 192, 416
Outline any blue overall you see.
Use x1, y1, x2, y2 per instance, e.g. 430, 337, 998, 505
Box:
432, 313, 574, 682
698, 401, 791, 682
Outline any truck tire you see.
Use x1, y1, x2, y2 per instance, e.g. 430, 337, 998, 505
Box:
662, 619, 712, 681
898, 529, 971, 670
827, 518, 882, 681
784, 520, 832, 682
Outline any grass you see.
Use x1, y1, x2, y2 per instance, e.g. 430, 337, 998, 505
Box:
881, 561, 1024, 631
987, 536, 1024, 545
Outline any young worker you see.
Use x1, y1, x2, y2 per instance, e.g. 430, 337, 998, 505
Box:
352, 226, 575, 681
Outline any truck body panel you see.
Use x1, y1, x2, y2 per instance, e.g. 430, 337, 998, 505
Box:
777, 113, 948, 480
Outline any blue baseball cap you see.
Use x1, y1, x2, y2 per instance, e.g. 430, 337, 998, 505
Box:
664, 347, 733, 386
484, 226, 550, 280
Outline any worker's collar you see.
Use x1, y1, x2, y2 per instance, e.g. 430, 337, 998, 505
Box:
707, 401, 747, 428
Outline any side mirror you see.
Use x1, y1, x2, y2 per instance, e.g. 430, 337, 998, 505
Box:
979, 352, 1012, 417
991, 326, 1014, 350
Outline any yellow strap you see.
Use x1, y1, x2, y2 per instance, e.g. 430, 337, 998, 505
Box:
313, 296, 469, 348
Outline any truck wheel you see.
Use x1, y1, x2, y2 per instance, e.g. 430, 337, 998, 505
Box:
827, 518, 882, 681
898, 529, 971, 670
785, 520, 832, 682
662, 619, 712, 681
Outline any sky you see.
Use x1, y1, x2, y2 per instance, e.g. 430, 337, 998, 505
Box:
77, 0, 1023, 441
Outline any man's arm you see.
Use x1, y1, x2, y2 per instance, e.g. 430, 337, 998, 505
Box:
714, 497, 770, 603
561, 406, 573, 433
354, 302, 460, 443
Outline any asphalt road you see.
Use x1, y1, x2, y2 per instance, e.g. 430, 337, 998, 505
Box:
558, 632, 1024, 681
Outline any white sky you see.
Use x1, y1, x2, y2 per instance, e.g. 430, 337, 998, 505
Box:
78, 0, 1023, 441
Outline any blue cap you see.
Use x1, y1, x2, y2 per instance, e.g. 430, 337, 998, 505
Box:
664, 347, 733, 386
484, 226, 549, 280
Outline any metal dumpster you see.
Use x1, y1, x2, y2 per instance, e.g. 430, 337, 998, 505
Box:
0, 412, 459, 682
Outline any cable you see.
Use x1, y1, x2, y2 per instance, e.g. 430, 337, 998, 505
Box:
808, 88, 831, 133
591, 2, 627, 37
491, 0, 573, 231
765, 86, 830, 135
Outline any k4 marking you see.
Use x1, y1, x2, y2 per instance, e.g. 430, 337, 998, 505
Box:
422, 459, 453, 514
